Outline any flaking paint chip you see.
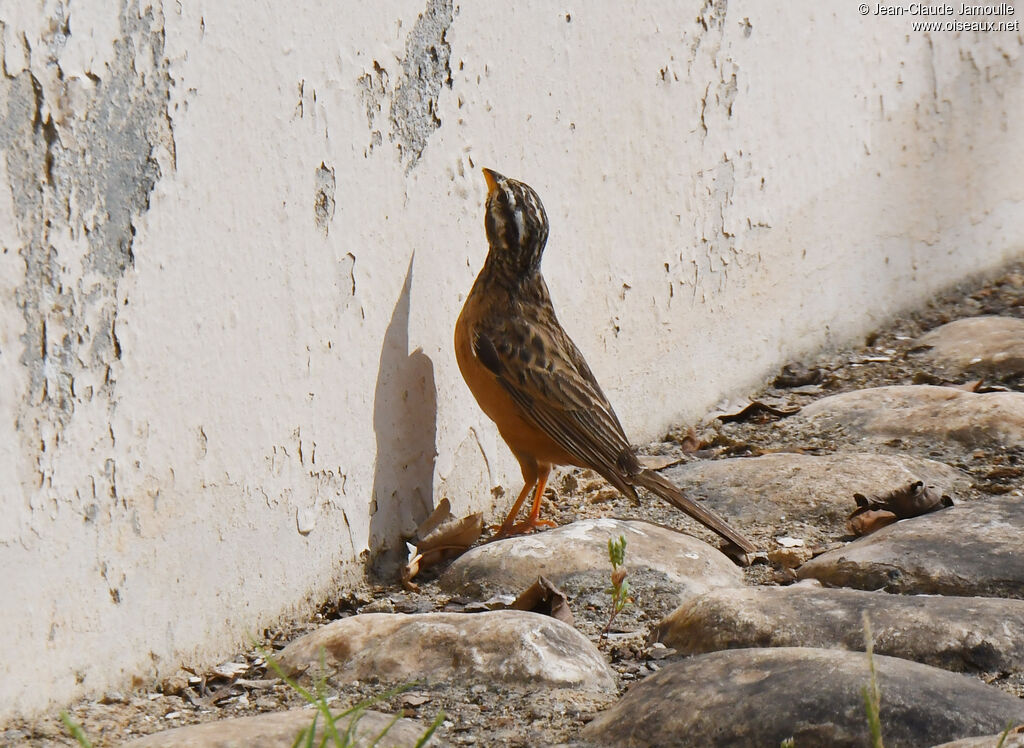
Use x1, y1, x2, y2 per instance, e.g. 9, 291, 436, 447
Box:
296, 508, 317, 535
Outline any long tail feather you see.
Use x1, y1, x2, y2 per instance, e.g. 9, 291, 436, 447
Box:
632, 469, 757, 554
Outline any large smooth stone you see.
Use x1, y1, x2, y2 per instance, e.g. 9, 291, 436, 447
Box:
793, 385, 1024, 449
276, 611, 616, 692
580, 647, 1024, 747
653, 583, 1024, 673
798, 494, 1024, 597
917, 316, 1024, 378
933, 728, 1024, 747
439, 518, 741, 605
660, 452, 968, 529
124, 707, 441, 747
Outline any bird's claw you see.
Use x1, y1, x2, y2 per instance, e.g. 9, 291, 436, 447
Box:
489, 517, 557, 538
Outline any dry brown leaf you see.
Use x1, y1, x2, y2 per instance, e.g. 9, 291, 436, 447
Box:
510, 575, 574, 626
852, 481, 952, 520
400, 691, 432, 707
637, 454, 684, 471
912, 372, 1013, 393
847, 509, 898, 536
949, 379, 984, 392
987, 465, 1024, 479
419, 512, 484, 557
402, 499, 484, 590
211, 662, 248, 679
400, 556, 422, 592
716, 400, 801, 423
773, 362, 824, 388
414, 497, 456, 540
846, 480, 953, 536
884, 482, 952, 518
675, 427, 703, 453
974, 382, 1012, 393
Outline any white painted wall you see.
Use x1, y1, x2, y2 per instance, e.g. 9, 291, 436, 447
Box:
1, 0, 1022, 721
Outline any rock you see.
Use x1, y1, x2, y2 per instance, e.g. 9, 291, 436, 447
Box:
917, 316, 1024, 378
652, 583, 1024, 673
439, 518, 741, 607
933, 727, 1024, 747
124, 707, 441, 747
276, 611, 616, 692
660, 453, 968, 532
766, 546, 815, 568
579, 648, 1024, 747
798, 494, 1024, 597
793, 384, 1024, 449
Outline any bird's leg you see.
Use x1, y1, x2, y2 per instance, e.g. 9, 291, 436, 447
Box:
491, 479, 536, 538
493, 465, 556, 538
524, 465, 555, 529
491, 461, 557, 536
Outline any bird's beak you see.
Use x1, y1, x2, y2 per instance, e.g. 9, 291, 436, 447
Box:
482, 167, 500, 194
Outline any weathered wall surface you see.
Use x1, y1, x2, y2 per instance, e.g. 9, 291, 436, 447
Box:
1, 0, 1022, 721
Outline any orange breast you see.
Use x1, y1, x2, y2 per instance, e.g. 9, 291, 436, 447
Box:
454, 296, 579, 468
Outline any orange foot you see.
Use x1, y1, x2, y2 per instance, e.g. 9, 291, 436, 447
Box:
490, 516, 557, 539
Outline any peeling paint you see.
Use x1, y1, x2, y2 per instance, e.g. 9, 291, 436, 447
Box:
314, 162, 336, 235
358, 61, 390, 156
355, 0, 453, 168
390, 0, 453, 169
1, 0, 173, 499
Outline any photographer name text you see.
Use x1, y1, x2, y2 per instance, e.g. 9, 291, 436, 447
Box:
871, 3, 1014, 15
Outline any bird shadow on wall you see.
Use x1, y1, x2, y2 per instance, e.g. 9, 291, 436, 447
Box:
369, 253, 437, 574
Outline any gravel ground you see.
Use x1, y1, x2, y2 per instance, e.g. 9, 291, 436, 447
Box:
6, 262, 1024, 747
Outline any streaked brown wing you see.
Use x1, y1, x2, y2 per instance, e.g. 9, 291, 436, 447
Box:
472, 319, 633, 478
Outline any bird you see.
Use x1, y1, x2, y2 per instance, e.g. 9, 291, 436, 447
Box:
454, 167, 757, 554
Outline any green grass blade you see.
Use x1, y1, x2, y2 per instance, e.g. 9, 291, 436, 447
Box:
366, 710, 403, 747
259, 644, 317, 704
861, 613, 884, 748
413, 709, 447, 748
256, 639, 425, 748
996, 721, 1019, 748
293, 710, 317, 748
59, 712, 93, 748
341, 707, 366, 746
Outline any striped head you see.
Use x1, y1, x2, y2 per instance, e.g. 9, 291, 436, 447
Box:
481, 168, 550, 279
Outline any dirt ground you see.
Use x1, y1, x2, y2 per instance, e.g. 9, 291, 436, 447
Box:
7, 262, 1024, 747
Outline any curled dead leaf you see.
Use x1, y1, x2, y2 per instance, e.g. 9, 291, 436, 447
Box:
853, 481, 953, 519
950, 379, 984, 392
674, 427, 703, 453
987, 465, 1024, 479
847, 480, 953, 536
402, 498, 483, 590
510, 575, 575, 627
847, 509, 898, 536
637, 454, 684, 471
400, 691, 432, 707
401, 552, 422, 592
912, 374, 1012, 394
773, 362, 824, 388
716, 400, 801, 423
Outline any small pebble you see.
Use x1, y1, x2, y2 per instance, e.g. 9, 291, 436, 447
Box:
359, 598, 395, 614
